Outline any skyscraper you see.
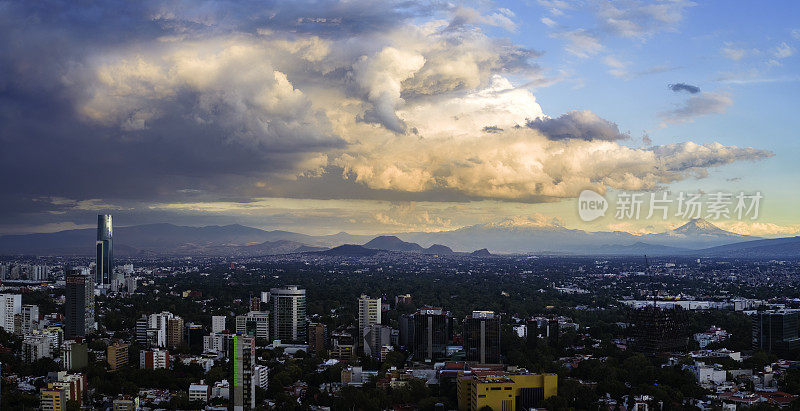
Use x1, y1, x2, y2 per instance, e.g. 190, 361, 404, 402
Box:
96, 214, 113, 285
358, 294, 381, 349
65, 271, 94, 339
212, 315, 226, 334
0, 293, 22, 332
230, 334, 256, 410
269, 286, 306, 343
412, 306, 453, 362
463, 311, 501, 364
753, 309, 800, 357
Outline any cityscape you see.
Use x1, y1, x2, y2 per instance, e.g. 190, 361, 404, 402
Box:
1, 214, 800, 410
1, 1, 799, 411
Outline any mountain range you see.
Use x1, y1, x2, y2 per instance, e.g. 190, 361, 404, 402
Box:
0, 218, 796, 258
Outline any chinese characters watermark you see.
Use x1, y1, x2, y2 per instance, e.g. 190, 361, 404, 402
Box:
578, 190, 762, 222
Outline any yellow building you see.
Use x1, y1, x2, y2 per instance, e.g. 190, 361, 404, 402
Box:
457, 373, 557, 411
40, 384, 68, 411
107, 342, 129, 371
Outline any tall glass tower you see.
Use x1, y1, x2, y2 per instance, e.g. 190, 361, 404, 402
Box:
96, 214, 113, 285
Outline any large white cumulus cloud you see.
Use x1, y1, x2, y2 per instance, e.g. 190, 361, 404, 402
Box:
0, 0, 772, 219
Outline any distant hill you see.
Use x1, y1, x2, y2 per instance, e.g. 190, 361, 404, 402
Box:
471, 248, 492, 257
585, 242, 690, 256
363, 236, 454, 254
0, 218, 791, 257
425, 244, 455, 255
364, 236, 426, 253
693, 236, 800, 258
318, 244, 380, 257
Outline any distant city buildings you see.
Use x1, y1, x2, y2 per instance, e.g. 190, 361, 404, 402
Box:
96, 214, 113, 285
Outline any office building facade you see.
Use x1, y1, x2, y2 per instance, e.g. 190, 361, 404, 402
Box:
753, 309, 800, 357
269, 286, 306, 343
0, 293, 22, 332
212, 315, 227, 334
463, 311, 501, 364
230, 334, 256, 410
412, 307, 453, 362
96, 214, 113, 285
358, 295, 381, 341
65, 272, 94, 339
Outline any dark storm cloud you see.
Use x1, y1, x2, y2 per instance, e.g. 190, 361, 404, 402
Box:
668, 83, 701, 94
525, 110, 630, 141
0, 0, 435, 229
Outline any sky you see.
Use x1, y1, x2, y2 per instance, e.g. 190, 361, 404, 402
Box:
0, 0, 798, 237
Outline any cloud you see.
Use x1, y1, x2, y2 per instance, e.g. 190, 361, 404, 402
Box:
773, 42, 795, 59
353, 46, 426, 133
659, 92, 733, 124
0, 0, 775, 234
715, 221, 800, 237
722, 46, 748, 61
553, 29, 603, 58
595, 0, 696, 39
526, 110, 630, 141
668, 83, 700, 94
541, 17, 558, 28
448, 6, 517, 32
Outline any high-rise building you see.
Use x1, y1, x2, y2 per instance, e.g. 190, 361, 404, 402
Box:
230, 334, 256, 410
40, 383, 68, 411
22, 332, 52, 362
753, 309, 800, 357
185, 322, 204, 351
269, 286, 306, 343
212, 315, 227, 334
463, 311, 501, 364
167, 317, 184, 348
107, 342, 129, 371
145, 311, 177, 347
358, 295, 381, 347
630, 306, 689, 353
140, 349, 170, 369
363, 324, 393, 358
399, 314, 414, 348
253, 365, 269, 390
65, 272, 94, 339
330, 327, 357, 361
249, 296, 261, 312
19, 304, 39, 334
62, 340, 88, 370
236, 311, 270, 340
135, 315, 149, 346
96, 214, 113, 285
412, 307, 453, 362
308, 322, 327, 356
0, 293, 22, 332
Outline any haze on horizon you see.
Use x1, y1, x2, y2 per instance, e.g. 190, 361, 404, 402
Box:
1, 0, 798, 238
